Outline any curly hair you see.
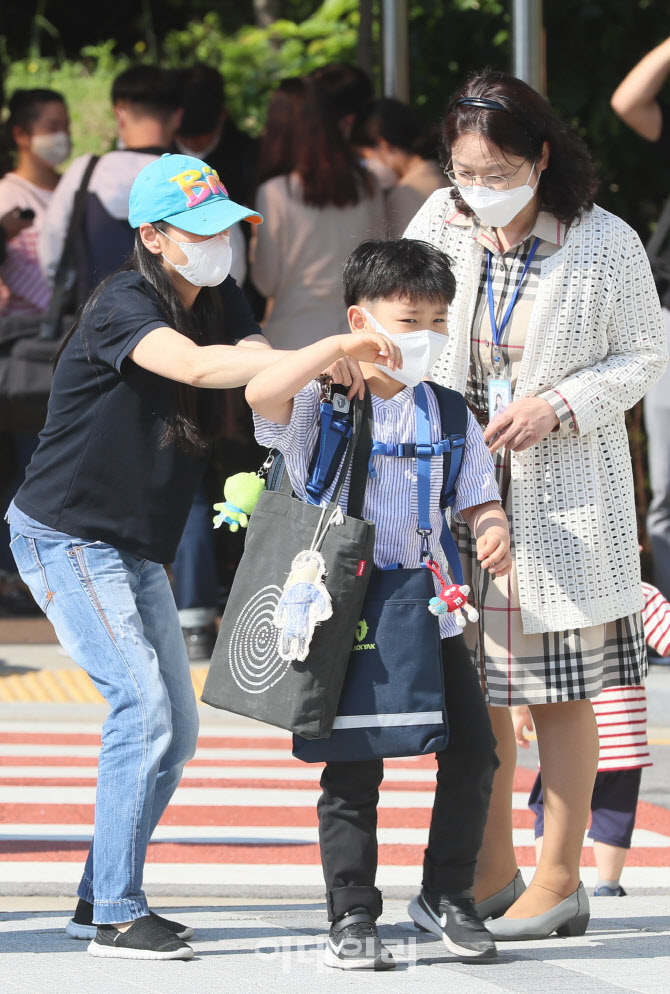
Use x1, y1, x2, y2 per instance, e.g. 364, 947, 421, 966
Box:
442, 68, 598, 224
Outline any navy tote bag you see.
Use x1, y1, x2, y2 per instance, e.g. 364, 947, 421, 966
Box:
292, 565, 448, 762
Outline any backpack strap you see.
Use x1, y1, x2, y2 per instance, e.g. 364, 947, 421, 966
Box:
426, 381, 467, 509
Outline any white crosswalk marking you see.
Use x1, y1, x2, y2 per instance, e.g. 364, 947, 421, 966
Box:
1, 721, 669, 894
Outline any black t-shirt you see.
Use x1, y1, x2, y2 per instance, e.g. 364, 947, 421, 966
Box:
657, 99, 670, 158
15, 270, 259, 563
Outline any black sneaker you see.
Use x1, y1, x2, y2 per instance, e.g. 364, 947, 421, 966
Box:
67, 899, 193, 941
88, 916, 194, 960
324, 908, 396, 971
182, 623, 217, 661
408, 889, 497, 960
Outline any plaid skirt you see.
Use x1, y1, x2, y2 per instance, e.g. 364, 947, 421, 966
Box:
455, 443, 647, 708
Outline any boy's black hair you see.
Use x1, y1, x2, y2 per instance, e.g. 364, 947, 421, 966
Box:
111, 66, 181, 116
343, 239, 456, 309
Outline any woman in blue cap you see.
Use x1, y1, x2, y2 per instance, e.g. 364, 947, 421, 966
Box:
5, 153, 364, 961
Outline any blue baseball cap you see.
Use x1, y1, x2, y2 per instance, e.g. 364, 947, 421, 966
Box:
128, 153, 262, 234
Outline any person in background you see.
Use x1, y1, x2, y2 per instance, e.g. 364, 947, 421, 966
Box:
612, 39, 670, 604
38, 65, 182, 304
521, 580, 670, 898
0, 89, 69, 317
351, 97, 448, 237
0, 88, 70, 606
172, 63, 263, 660
175, 63, 260, 216
309, 63, 374, 140
250, 76, 385, 349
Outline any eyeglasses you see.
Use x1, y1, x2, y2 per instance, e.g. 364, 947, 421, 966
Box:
444, 159, 533, 192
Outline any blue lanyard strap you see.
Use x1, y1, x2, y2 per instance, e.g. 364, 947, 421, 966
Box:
305, 399, 353, 505
486, 236, 541, 348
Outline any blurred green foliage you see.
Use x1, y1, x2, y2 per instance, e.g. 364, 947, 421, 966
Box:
4, 0, 670, 240
162, 0, 359, 136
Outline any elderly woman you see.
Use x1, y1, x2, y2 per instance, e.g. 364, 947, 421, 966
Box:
405, 69, 666, 941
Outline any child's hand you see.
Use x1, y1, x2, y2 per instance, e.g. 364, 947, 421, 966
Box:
337, 331, 402, 370
476, 524, 512, 576
321, 356, 367, 400
511, 706, 534, 748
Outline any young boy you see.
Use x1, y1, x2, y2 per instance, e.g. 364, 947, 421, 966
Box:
246, 239, 511, 971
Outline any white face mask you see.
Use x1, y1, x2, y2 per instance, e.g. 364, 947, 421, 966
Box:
458, 161, 539, 228
176, 134, 222, 161
31, 131, 71, 167
362, 308, 446, 388
363, 156, 398, 191
162, 231, 232, 287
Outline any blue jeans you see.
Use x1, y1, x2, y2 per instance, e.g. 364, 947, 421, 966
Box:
9, 529, 199, 924
172, 485, 219, 625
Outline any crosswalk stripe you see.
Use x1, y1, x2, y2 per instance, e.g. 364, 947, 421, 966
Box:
0, 785, 535, 806
1, 723, 669, 893
1, 824, 667, 847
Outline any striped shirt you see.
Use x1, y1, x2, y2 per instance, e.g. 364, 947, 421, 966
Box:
588, 581, 670, 772
254, 379, 501, 639
0, 173, 52, 317
593, 687, 651, 772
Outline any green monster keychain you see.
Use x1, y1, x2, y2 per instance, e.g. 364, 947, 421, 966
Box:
212, 471, 266, 532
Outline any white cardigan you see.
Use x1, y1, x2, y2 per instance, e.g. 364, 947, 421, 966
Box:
405, 190, 668, 635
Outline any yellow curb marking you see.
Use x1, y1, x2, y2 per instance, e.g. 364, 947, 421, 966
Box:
0, 666, 210, 704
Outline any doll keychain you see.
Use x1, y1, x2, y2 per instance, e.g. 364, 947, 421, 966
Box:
422, 557, 479, 628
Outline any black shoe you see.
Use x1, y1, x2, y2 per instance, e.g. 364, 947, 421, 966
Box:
88, 916, 194, 960
408, 889, 497, 960
67, 899, 193, 941
182, 623, 217, 661
324, 908, 396, 971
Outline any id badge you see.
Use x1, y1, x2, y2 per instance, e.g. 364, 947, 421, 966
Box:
488, 377, 511, 421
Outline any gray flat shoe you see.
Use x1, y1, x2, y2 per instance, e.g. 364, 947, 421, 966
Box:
475, 870, 527, 921
485, 882, 590, 941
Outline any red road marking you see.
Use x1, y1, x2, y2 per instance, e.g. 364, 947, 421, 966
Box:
0, 841, 668, 867
0, 803, 537, 829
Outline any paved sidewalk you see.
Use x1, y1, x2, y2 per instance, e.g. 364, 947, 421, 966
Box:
3, 896, 670, 994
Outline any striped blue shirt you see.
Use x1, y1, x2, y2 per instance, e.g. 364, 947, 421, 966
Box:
254, 380, 501, 638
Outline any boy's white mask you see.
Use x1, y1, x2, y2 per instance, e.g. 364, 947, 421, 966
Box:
362, 307, 446, 388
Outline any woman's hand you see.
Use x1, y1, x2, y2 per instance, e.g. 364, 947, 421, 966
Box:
336, 331, 402, 370
321, 357, 366, 400
511, 705, 534, 749
484, 397, 559, 453
476, 524, 512, 577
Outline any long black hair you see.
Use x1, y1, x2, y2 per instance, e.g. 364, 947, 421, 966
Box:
442, 68, 598, 224
55, 222, 228, 453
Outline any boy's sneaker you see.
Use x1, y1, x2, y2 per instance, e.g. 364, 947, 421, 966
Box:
324, 907, 396, 971
67, 899, 193, 940
408, 889, 497, 960
88, 916, 194, 960
594, 884, 627, 897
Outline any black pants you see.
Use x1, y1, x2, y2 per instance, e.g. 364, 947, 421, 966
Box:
317, 634, 499, 921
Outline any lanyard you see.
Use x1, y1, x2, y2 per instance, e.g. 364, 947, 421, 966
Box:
486, 236, 541, 352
